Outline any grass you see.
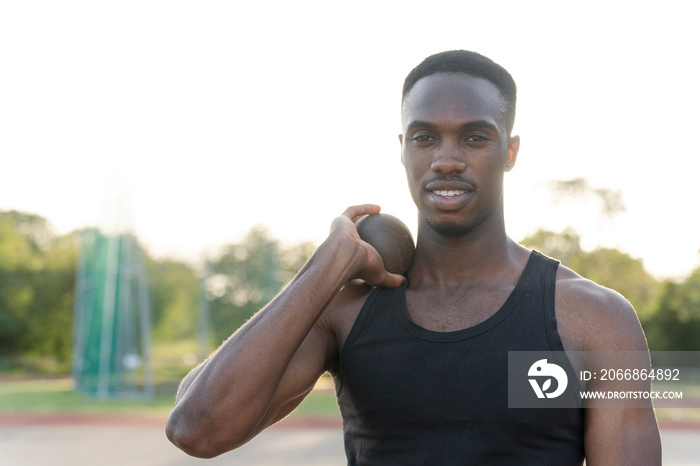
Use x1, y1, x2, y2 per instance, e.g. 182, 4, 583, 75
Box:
0, 339, 341, 419
0, 377, 174, 415
294, 377, 340, 418
0, 374, 340, 419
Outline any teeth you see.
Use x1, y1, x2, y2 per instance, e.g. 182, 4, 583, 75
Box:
434, 190, 465, 197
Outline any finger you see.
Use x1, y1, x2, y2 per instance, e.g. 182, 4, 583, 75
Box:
364, 270, 406, 289
341, 204, 381, 222
380, 272, 407, 289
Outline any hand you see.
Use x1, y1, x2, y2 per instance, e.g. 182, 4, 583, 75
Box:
329, 204, 406, 288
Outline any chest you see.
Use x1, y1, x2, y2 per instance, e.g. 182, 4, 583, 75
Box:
405, 285, 515, 332
335, 312, 582, 446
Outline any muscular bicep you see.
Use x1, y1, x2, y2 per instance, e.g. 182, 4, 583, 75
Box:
584, 407, 661, 465
582, 338, 660, 464
556, 272, 661, 464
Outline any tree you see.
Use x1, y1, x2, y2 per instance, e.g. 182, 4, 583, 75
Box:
519, 228, 582, 267
204, 226, 316, 345
0, 211, 78, 371
569, 248, 660, 321
0, 208, 325, 374
645, 268, 700, 351
23, 230, 79, 364
148, 257, 199, 341
521, 228, 660, 333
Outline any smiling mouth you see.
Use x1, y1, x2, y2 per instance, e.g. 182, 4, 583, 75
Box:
431, 190, 466, 197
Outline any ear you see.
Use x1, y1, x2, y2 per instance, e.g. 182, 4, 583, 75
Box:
505, 135, 520, 172
398, 134, 405, 165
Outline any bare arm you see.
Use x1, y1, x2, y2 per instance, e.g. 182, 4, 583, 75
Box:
557, 272, 661, 465
165, 205, 404, 458
582, 295, 662, 466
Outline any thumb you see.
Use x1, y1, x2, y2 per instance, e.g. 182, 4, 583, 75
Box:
377, 271, 406, 289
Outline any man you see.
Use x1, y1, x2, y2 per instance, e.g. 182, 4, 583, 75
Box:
166, 50, 661, 464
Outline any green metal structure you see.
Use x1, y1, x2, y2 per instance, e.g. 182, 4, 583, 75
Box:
72, 228, 153, 399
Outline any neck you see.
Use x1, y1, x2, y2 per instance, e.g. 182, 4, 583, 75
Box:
407, 208, 526, 288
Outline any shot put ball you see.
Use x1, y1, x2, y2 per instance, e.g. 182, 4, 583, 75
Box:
355, 213, 415, 276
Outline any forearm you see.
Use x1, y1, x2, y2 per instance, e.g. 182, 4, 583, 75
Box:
174, 363, 204, 403
166, 235, 359, 456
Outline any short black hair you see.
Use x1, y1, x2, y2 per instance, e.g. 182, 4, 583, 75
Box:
402, 50, 517, 135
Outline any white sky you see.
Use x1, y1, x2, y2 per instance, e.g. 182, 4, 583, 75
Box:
2, 1, 699, 279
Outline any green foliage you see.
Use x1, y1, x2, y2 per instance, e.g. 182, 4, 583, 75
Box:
0, 211, 79, 370
521, 228, 659, 318
520, 228, 582, 267
0, 210, 316, 375
521, 228, 700, 351
644, 269, 700, 351
569, 248, 660, 320
24, 235, 79, 360
205, 226, 316, 345
4, 206, 696, 372
147, 257, 199, 341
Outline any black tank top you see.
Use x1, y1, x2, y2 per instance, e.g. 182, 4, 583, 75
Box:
335, 251, 584, 465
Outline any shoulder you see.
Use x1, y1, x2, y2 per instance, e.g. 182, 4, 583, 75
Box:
554, 264, 648, 352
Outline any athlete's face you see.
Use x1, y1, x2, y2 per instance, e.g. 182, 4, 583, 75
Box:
399, 73, 519, 238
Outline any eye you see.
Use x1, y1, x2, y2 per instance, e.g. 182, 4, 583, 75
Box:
464, 135, 489, 143
412, 134, 436, 143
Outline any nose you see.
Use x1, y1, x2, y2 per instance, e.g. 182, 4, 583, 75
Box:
430, 142, 467, 174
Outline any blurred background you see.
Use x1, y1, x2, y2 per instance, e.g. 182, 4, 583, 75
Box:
1, 0, 699, 464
